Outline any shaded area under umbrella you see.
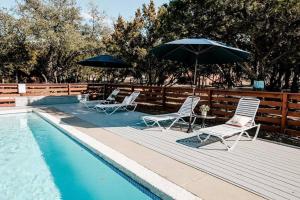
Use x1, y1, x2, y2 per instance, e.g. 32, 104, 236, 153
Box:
151, 38, 251, 132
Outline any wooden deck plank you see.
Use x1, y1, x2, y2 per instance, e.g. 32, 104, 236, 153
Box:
53, 104, 300, 200
108, 127, 299, 200
114, 127, 300, 182
146, 131, 300, 180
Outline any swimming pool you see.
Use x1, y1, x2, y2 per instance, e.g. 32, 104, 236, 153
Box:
0, 113, 160, 200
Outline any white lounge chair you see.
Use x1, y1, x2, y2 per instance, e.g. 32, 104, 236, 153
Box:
142, 96, 200, 130
80, 88, 120, 109
98, 88, 120, 104
194, 97, 261, 151
79, 94, 95, 109
95, 91, 140, 115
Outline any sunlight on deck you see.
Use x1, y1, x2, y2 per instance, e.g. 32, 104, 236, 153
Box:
53, 103, 300, 200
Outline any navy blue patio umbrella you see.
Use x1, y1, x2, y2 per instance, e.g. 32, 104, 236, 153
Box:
151, 38, 250, 86
78, 55, 130, 98
151, 38, 251, 132
78, 55, 130, 68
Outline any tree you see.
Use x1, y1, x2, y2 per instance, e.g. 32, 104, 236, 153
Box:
158, 0, 300, 91
1, 0, 298, 91
0, 0, 110, 83
0, 9, 33, 82
104, 0, 186, 86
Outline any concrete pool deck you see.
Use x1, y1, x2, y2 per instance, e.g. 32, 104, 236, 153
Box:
37, 106, 264, 200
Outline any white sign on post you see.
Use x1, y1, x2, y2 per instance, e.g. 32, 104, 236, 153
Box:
18, 84, 26, 94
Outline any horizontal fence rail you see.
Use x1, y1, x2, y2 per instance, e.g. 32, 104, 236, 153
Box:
0, 83, 299, 136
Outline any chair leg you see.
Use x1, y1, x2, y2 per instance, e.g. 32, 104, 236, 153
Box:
197, 133, 210, 142
96, 107, 107, 114
103, 107, 110, 115
166, 118, 179, 130
191, 116, 197, 125
132, 104, 137, 112
156, 121, 166, 130
220, 137, 231, 150
109, 106, 121, 115
143, 118, 149, 126
228, 131, 245, 151
143, 118, 155, 127
244, 131, 251, 140
143, 118, 162, 129
178, 117, 188, 125
252, 124, 261, 141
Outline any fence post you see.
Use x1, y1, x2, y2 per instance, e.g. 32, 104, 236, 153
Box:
281, 93, 288, 133
68, 84, 71, 95
207, 89, 212, 106
45, 85, 49, 95
103, 84, 107, 98
207, 89, 213, 114
162, 86, 166, 107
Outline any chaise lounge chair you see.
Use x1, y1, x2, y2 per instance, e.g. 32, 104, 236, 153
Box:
142, 96, 200, 130
193, 97, 261, 151
94, 91, 140, 115
80, 88, 120, 109
98, 88, 120, 104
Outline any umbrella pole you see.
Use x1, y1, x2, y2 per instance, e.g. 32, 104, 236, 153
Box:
187, 58, 198, 133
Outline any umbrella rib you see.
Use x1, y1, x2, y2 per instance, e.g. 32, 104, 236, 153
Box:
195, 46, 216, 55
180, 45, 216, 56
181, 46, 199, 55
161, 44, 186, 58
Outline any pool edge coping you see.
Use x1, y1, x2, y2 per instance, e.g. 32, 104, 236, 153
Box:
31, 108, 201, 200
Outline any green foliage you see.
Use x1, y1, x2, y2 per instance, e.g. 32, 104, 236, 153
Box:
106, 0, 299, 90
104, 0, 186, 85
0, 0, 109, 83
0, 0, 299, 91
158, 0, 300, 90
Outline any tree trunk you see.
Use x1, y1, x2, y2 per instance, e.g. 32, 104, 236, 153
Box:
291, 65, 299, 93
283, 67, 291, 89
54, 71, 58, 83
42, 74, 48, 83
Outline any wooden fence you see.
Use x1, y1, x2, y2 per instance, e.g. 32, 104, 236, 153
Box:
0, 83, 88, 96
0, 83, 299, 136
103, 84, 300, 136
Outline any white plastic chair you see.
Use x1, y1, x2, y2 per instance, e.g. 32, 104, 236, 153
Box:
193, 97, 261, 151
142, 96, 200, 130
95, 91, 140, 115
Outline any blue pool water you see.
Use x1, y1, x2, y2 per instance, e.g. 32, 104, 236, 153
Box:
0, 113, 160, 200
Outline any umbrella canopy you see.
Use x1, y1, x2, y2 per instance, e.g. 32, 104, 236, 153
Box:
151, 38, 250, 65
78, 55, 130, 68
151, 38, 250, 132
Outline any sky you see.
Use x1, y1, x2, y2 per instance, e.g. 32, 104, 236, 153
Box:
1, 0, 169, 21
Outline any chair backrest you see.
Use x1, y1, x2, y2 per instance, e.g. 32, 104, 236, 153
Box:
107, 88, 120, 101
233, 97, 260, 125
178, 96, 200, 116
80, 94, 89, 102
128, 91, 140, 104
121, 96, 132, 105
